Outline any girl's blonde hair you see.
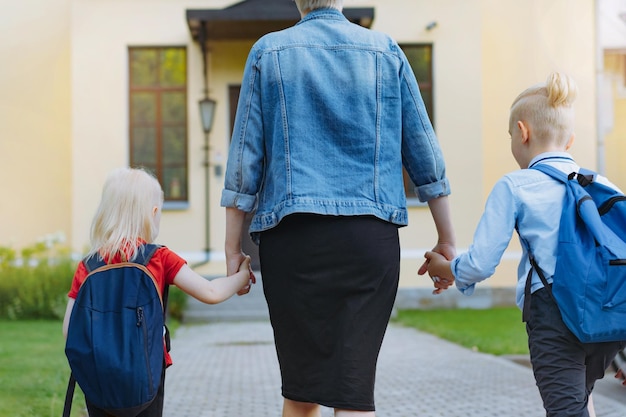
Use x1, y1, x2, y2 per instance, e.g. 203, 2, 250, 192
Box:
510, 72, 578, 146
88, 167, 164, 262
295, 0, 343, 13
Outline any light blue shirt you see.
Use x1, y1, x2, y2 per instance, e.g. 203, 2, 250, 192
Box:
451, 152, 618, 309
221, 8, 450, 243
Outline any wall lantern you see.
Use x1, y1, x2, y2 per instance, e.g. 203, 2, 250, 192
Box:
198, 97, 217, 134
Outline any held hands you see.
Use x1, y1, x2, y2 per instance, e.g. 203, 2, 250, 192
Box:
230, 253, 256, 296
417, 242, 456, 295
615, 368, 626, 386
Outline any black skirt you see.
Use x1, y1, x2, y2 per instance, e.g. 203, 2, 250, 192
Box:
259, 214, 400, 411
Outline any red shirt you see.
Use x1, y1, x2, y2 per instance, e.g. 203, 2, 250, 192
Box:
68, 245, 186, 366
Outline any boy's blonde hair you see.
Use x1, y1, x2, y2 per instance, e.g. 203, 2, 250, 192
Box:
510, 72, 578, 146
88, 167, 164, 262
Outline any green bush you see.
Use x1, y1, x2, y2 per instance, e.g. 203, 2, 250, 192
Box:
167, 286, 187, 321
0, 242, 74, 320
0, 240, 188, 321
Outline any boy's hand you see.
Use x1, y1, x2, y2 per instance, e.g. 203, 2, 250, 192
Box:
418, 242, 456, 276
615, 368, 626, 386
424, 251, 455, 294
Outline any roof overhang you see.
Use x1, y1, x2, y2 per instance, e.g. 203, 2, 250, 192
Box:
186, 0, 374, 41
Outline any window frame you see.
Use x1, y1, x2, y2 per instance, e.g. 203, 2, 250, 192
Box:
128, 46, 189, 210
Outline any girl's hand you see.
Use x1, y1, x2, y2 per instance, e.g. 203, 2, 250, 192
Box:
234, 255, 255, 296
237, 256, 251, 273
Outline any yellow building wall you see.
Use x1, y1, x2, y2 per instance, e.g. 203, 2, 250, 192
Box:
2, 0, 609, 296
0, 0, 72, 250
69, 0, 234, 261
604, 53, 626, 191
477, 0, 596, 289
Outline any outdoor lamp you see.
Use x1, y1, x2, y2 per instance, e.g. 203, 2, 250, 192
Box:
198, 97, 217, 134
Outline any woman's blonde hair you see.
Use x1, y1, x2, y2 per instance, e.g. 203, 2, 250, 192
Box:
510, 72, 578, 146
88, 167, 164, 262
295, 0, 343, 13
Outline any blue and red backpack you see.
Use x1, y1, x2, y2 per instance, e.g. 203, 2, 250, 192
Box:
64, 243, 168, 417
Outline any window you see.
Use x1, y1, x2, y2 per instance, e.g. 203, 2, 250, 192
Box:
129, 47, 188, 203
399, 44, 434, 201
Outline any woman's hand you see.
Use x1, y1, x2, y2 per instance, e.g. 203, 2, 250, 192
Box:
228, 251, 256, 295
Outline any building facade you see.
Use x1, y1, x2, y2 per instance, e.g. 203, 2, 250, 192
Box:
1, 0, 625, 302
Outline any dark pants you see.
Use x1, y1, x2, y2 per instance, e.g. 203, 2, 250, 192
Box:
86, 367, 166, 417
526, 288, 625, 417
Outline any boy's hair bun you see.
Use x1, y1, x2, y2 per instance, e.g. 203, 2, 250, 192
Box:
546, 72, 578, 108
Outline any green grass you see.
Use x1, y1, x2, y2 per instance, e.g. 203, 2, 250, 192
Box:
394, 307, 529, 356
0, 320, 86, 417
0, 318, 184, 417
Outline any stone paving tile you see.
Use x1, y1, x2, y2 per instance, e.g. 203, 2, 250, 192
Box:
163, 322, 626, 417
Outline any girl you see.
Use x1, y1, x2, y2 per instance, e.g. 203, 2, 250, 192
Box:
63, 167, 253, 417
423, 72, 625, 417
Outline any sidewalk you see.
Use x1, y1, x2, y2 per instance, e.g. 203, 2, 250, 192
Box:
163, 320, 626, 417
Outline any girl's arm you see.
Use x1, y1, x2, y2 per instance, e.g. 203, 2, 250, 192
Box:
173, 257, 252, 305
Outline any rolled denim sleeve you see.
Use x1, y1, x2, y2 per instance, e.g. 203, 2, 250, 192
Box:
221, 47, 265, 212
220, 189, 257, 212
396, 46, 450, 202
415, 179, 451, 202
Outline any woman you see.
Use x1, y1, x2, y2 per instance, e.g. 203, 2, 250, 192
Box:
221, 1, 455, 416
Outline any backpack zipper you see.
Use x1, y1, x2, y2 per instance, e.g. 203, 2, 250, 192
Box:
136, 307, 154, 396
599, 195, 626, 216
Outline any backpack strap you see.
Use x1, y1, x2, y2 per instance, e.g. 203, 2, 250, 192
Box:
83, 243, 160, 272
531, 163, 596, 187
62, 373, 76, 417
516, 226, 555, 323
522, 253, 554, 322
134, 243, 160, 266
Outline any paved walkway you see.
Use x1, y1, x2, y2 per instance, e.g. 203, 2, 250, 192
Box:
163, 319, 626, 417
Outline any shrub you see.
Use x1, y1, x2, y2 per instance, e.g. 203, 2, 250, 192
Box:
0, 241, 75, 320
0, 239, 188, 321
167, 286, 187, 321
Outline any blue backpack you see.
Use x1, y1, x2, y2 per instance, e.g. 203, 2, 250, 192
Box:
64, 244, 168, 417
522, 164, 626, 343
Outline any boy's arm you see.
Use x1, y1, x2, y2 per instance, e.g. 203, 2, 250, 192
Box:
173, 258, 252, 305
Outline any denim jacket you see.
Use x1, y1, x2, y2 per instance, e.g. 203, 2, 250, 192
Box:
221, 8, 450, 242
